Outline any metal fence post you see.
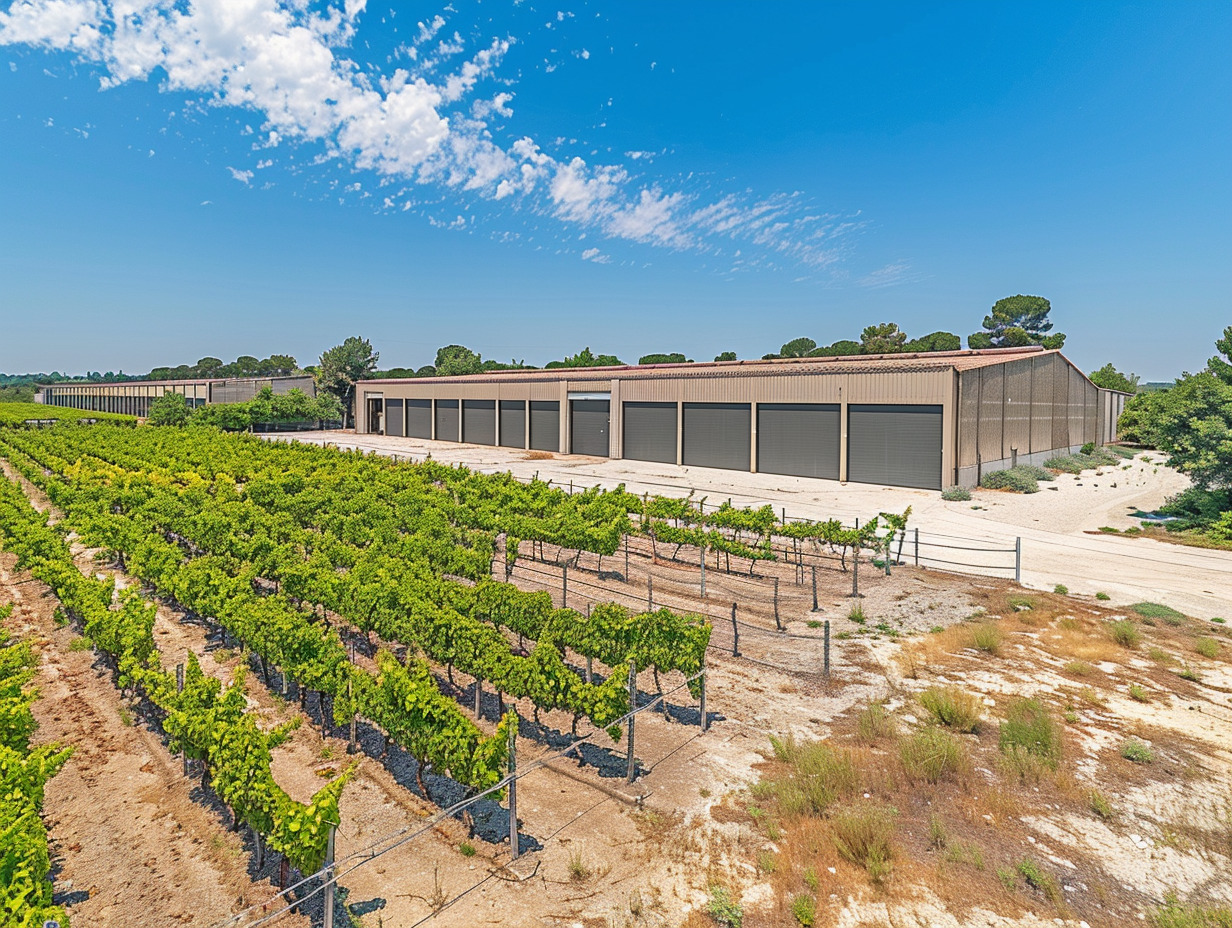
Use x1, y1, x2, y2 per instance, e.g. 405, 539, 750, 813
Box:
914, 527, 920, 567
347, 677, 357, 754
699, 670, 708, 732
624, 533, 629, 582
508, 710, 519, 859
626, 662, 637, 783
773, 578, 782, 630
851, 549, 860, 598
811, 565, 818, 611
562, 563, 568, 609
824, 620, 831, 678
731, 603, 740, 657
700, 544, 706, 598
176, 663, 187, 776
648, 576, 653, 611
322, 826, 336, 928
1015, 537, 1022, 584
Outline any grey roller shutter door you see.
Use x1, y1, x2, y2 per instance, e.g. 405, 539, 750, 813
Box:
847, 405, 943, 490
757, 404, 840, 479
571, 399, 610, 456
434, 399, 459, 442
500, 400, 525, 448
406, 399, 431, 438
529, 401, 560, 452
385, 399, 404, 437
462, 400, 496, 445
623, 402, 677, 463
682, 403, 751, 471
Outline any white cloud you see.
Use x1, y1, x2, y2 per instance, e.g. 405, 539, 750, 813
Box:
0, 0, 856, 271
580, 246, 609, 263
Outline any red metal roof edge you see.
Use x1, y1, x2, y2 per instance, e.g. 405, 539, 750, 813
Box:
360, 346, 1053, 386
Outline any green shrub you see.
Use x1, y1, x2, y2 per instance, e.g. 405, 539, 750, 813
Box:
1016, 464, 1055, 482
1096, 592, 1111, 601
459, 841, 476, 857
1212, 617, 1227, 624
1132, 602, 1186, 623
802, 866, 820, 893
927, 813, 948, 850
980, 467, 1040, 493
848, 604, 866, 624
919, 686, 983, 732
997, 867, 1017, 891
1016, 858, 1061, 904
756, 851, 777, 874
1054, 584, 1070, 595
1121, 739, 1154, 764
1080, 442, 1096, 455
999, 697, 1061, 770
1108, 619, 1142, 648
941, 485, 972, 501
900, 728, 965, 783
706, 886, 743, 928
1129, 683, 1150, 703
1179, 664, 1203, 683
1148, 891, 1232, 928
1043, 454, 1087, 474
829, 804, 896, 883
767, 736, 858, 816
1063, 661, 1092, 676
1089, 790, 1114, 820
790, 894, 816, 927
970, 622, 1003, 654
1195, 637, 1220, 659
856, 702, 898, 743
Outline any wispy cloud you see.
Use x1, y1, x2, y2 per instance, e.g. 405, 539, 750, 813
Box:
0, 0, 860, 270
857, 262, 922, 289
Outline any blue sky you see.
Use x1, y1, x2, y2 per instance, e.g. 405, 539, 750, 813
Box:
0, 1, 1228, 380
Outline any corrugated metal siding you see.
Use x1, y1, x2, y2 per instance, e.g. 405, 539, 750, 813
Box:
529, 401, 560, 452
958, 371, 979, 467
406, 399, 431, 438
1003, 361, 1032, 457
385, 398, 404, 437
462, 400, 496, 445
1068, 368, 1086, 447
1051, 356, 1070, 449
435, 399, 459, 442
1030, 355, 1053, 454
622, 402, 677, 464
682, 403, 751, 471
570, 400, 610, 456
978, 366, 1005, 462
847, 405, 943, 490
499, 400, 525, 448
757, 404, 840, 479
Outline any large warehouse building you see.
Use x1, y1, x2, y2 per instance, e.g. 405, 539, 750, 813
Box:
357, 346, 1129, 490
39, 375, 316, 417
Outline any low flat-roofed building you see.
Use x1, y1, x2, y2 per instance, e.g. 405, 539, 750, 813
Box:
40, 375, 316, 418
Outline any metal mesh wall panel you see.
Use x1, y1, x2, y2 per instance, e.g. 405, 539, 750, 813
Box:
385, 399, 404, 437
848, 405, 943, 490
1003, 361, 1032, 457
1068, 368, 1085, 448
978, 366, 1005, 462
958, 372, 980, 467
1030, 356, 1053, 453
434, 399, 459, 442
682, 403, 751, 471
1051, 356, 1070, 449
462, 400, 496, 445
499, 400, 525, 448
757, 404, 840, 479
529, 401, 560, 452
406, 399, 431, 438
622, 402, 677, 464
570, 400, 610, 456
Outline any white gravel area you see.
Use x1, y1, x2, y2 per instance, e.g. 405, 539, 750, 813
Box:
265, 432, 1232, 620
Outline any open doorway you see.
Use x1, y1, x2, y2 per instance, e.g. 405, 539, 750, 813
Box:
366, 395, 384, 434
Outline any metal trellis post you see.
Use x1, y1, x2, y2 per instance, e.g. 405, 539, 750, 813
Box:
508, 710, 519, 859
824, 620, 831, 679
322, 826, 336, 928
1015, 537, 1022, 584
731, 603, 740, 657
626, 662, 637, 783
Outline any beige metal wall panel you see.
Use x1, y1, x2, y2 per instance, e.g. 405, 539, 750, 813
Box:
978, 366, 1005, 462
1085, 381, 1099, 444
1002, 360, 1032, 457
1030, 356, 1053, 453
957, 370, 980, 467
1067, 367, 1085, 446
1051, 356, 1070, 448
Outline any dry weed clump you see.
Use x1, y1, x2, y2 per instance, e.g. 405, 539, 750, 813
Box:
1107, 618, 1143, 649
856, 701, 898, 743
918, 686, 983, 732
899, 727, 967, 784
999, 697, 1062, 780
766, 735, 859, 817
829, 804, 897, 884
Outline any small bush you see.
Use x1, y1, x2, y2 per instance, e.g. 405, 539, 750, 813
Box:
1195, 637, 1220, 659
802, 866, 820, 892
1108, 619, 1142, 648
1080, 442, 1096, 455
1089, 790, 1114, 820
856, 702, 898, 743
997, 867, 1017, 891
1149, 647, 1174, 664
970, 622, 1003, 654
1212, 617, 1227, 624
1179, 664, 1202, 683
919, 686, 983, 732
459, 842, 476, 857
1096, 592, 1111, 601
927, 813, 948, 850
1132, 602, 1186, 622
1064, 660, 1092, 676
848, 604, 866, 624
767, 736, 858, 816
568, 847, 594, 881
1008, 596, 1035, 611
1017, 858, 1061, 904
756, 851, 777, 874
829, 804, 896, 883
790, 894, 816, 927
1148, 891, 1232, 928
941, 485, 972, 501
999, 697, 1061, 771
900, 728, 965, 783
1129, 683, 1150, 703
1017, 464, 1055, 482
706, 886, 743, 928
1121, 738, 1154, 764
1054, 584, 1069, 595
980, 467, 1040, 493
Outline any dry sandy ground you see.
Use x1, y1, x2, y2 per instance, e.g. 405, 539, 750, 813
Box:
270, 432, 1232, 619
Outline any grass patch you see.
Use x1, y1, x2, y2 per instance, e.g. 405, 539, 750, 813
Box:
1121, 739, 1154, 764
766, 735, 858, 816
999, 697, 1061, 773
802, 866, 820, 893
1179, 664, 1203, 683
706, 886, 743, 928
829, 804, 896, 884
997, 867, 1017, 891
848, 604, 867, 624
919, 686, 983, 733
1089, 790, 1115, 820
941, 485, 971, 501
1108, 619, 1142, 648
980, 467, 1041, 493
969, 622, 1003, 655
1063, 660, 1092, 676
567, 846, 594, 882
1195, 637, 1220, 659
790, 894, 816, 926
1149, 647, 1175, 664
1148, 892, 1232, 928
1096, 592, 1111, 601
1016, 858, 1062, 904
1008, 596, 1035, 611
1054, 584, 1069, 595
927, 813, 948, 850
944, 841, 984, 869
756, 850, 777, 874
856, 702, 898, 743
1129, 683, 1150, 703
459, 841, 476, 857
1132, 602, 1186, 623
900, 727, 965, 784
68, 636, 93, 652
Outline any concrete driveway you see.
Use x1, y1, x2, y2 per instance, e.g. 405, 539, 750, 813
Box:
270, 431, 1232, 620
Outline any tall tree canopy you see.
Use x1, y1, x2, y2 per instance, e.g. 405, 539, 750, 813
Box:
1089, 364, 1140, 393
777, 337, 817, 358
434, 344, 485, 377
968, 295, 1065, 349
904, 331, 962, 353
859, 322, 907, 354
638, 353, 691, 365
1209, 325, 1232, 385
544, 347, 624, 368
714, 351, 738, 362
316, 336, 377, 428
